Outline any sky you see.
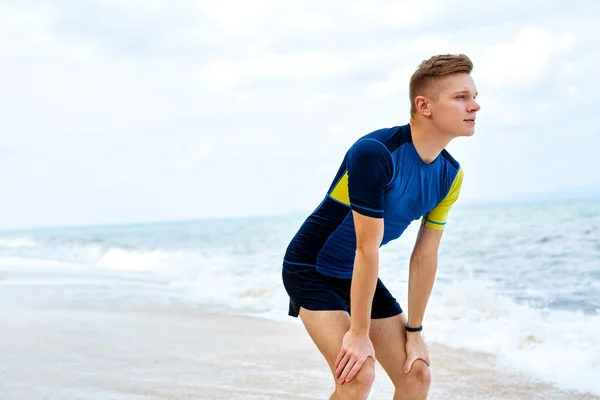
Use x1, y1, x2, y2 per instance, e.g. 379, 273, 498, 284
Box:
1, 0, 599, 229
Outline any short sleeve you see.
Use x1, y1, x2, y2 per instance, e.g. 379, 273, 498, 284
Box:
421, 167, 463, 230
346, 139, 394, 219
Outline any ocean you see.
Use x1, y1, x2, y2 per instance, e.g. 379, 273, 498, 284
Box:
1, 198, 599, 397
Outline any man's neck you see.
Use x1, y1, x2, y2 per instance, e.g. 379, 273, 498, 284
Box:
408, 118, 453, 164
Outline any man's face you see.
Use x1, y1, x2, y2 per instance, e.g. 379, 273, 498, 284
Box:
428, 73, 480, 138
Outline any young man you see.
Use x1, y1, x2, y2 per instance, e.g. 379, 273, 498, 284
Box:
281, 54, 480, 400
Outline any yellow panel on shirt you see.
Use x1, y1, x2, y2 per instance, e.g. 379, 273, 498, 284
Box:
421, 167, 463, 231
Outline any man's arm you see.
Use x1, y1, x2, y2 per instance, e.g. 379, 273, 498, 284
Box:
403, 167, 463, 373
402, 223, 443, 374
334, 139, 392, 384
341, 138, 393, 334
349, 210, 384, 334
334, 211, 384, 384
409, 166, 463, 326
407, 223, 443, 330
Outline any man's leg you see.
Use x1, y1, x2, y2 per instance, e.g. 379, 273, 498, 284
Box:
299, 307, 375, 400
369, 313, 431, 400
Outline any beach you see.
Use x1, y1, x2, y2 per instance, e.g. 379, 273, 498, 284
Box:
0, 281, 598, 400
0, 201, 599, 399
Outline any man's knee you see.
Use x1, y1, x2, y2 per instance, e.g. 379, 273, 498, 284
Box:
394, 360, 431, 393
334, 357, 376, 399
410, 361, 431, 387
352, 358, 376, 388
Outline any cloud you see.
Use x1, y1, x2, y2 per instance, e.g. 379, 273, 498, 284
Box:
480, 27, 573, 86
0, 0, 599, 228
200, 52, 350, 87
169, 143, 214, 170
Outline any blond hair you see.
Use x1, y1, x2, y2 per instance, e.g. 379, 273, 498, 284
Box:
409, 54, 473, 116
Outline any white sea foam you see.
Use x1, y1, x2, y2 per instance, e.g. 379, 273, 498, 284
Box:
425, 279, 600, 396
0, 238, 36, 248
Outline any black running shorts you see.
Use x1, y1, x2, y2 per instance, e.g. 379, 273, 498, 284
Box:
282, 262, 403, 319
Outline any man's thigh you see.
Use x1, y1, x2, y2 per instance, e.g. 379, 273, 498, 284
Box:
298, 308, 352, 371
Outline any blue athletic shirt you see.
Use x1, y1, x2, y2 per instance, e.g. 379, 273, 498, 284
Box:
283, 123, 463, 279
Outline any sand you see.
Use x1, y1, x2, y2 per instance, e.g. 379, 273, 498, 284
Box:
0, 284, 597, 400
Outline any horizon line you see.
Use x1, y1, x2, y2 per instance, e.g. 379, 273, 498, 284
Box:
0, 194, 598, 234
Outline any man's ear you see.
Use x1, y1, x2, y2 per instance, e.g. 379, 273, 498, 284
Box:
414, 96, 432, 117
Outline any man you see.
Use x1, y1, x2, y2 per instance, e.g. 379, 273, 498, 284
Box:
281, 53, 480, 400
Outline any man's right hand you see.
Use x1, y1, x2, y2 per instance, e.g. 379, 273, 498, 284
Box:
334, 329, 375, 384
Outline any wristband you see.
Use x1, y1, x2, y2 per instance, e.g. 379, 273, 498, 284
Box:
404, 322, 423, 332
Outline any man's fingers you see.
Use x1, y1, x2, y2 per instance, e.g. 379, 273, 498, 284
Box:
335, 351, 351, 378
338, 356, 357, 384
345, 357, 365, 382
334, 349, 344, 369
404, 353, 431, 374
413, 354, 431, 367
424, 354, 431, 367
403, 355, 414, 374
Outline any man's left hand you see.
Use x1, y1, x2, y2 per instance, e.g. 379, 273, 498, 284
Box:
403, 332, 431, 374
